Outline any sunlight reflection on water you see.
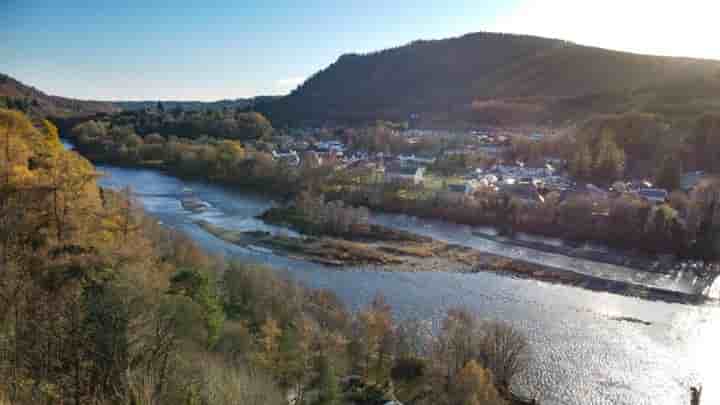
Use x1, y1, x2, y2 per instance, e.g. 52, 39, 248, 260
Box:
683, 307, 720, 403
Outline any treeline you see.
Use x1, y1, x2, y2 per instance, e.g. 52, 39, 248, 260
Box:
333, 175, 720, 260
221, 267, 530, 405
512, 113, 720, 187
346, 123, 482, 157
279, 191, 372, 236
2, 109, 533, 404
0, 96, 39, 113
114, 96, 279, 113
101, 106, 273, 141
71, 118, 301, 195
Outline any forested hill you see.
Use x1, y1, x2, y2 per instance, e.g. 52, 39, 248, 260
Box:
114, 96, 280, 112
257, 32, 720, 127
0, 73, 119, 117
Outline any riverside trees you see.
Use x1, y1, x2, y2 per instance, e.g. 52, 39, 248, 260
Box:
71, 111, 720, 259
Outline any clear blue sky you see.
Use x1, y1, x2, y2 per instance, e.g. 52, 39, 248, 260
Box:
3, 0, 717, 101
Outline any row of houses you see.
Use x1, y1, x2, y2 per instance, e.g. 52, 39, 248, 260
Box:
270, 138, 348, 166
472, 161, 572, 191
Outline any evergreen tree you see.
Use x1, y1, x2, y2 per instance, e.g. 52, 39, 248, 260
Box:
656, 155, 683, 191
169, 269, 225, 349
593, 129, 625, 182
570, 143, 592, 180
316, 355, 340, 405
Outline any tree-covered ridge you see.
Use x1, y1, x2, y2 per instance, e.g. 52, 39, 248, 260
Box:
114, 96, 280, 113
2, 109, 533, 404
96, 106, 273, 141
0, 73, 119, 118
257, 32, 720, 126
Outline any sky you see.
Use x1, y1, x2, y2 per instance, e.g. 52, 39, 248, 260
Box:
2, 0, 719, 101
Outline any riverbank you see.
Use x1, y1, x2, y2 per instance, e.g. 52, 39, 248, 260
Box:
472, 231, 661, 271
63, 133, 694, 268
199, 209, 707, 305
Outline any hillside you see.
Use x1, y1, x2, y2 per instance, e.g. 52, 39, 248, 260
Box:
257, 32, 720, 127
0, 73, 118, 117
114, 96, 280, 112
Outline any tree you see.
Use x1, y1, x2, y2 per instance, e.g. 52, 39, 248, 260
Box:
435, 307, 482, 387
479, 321, 529, 391
316, 355, 340, 405
354, 294, 394, 382
559, 195, 595, 239
569, 142, 592, 180
689, 180, 720, 260
593, 129, 625, 182
215, 140, 246, 179
0, 109, 34, 187
253, 318, 283, 374
235, 112, 273, 140
169, 269, 224, 349
655, 155, 683, 191
47, 151, 101, 243
82, 279, 130, 401
687, 114, 720, 172
450, 360, 505, 405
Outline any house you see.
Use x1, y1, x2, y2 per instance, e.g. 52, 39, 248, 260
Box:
543, 176, 573, 191
271, 149, 300, 166
635, 188, 668, 204
447, 181, 478, 195
482, 174, 499, 184
385, 166, 425, 185
627, 180, 654, 191
398, 154, 436, 168
501, 183, 544, 204
315, 140, 345, 153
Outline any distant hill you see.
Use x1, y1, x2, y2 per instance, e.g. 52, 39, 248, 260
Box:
114, 96, 280, 112
0, 73, 119, 117
257, 32, 720, 127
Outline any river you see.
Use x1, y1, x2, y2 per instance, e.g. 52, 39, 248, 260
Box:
65, 140, 719, 404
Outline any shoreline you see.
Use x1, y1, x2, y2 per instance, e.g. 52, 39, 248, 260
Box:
471, 231, 662, 271
63, 139, 714, 305
197, 216, 708, 306
66, 138, 684, 268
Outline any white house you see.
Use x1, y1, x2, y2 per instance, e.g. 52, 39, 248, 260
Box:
385, 166, 425, 185
398, 154, 436, 168
272, 149, 300, 166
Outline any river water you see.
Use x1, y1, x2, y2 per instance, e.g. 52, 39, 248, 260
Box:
71, 145, 719, 404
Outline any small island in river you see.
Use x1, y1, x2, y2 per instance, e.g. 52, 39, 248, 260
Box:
197, 205, 706, 305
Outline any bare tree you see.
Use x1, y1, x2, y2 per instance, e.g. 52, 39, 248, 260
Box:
479, 321, 530, 391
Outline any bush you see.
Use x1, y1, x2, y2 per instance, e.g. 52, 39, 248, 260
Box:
391, 357, 428, 382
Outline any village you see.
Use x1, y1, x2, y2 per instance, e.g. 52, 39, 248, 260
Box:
265, 125, 708, 209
